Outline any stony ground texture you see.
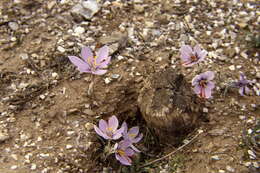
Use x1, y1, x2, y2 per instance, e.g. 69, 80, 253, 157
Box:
0, 0, 259, 172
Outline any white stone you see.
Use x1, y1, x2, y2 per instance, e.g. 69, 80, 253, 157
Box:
57, 46, 66, 53
211, 155, 220, 160
228, 65, 235, 71
226, 165, 235, 172
31, 163, 37, 170
74, 26, 85, 35
11, 165, 18, 170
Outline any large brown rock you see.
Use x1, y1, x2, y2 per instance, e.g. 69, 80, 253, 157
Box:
138, 68, 204, 143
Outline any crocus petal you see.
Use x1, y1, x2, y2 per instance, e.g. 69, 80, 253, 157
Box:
128, 127, 139, 139
204, 71, 215, 81
198, 50, 207, 60
113, 125, 125, 140
119, 140, 132, 150
204, 86, 213, 98
192, 75, 202, 86
108, 116, 119, 131
97, 56, 111, 69
239, 73, 246, 81
207, 81, 215, 90
180, 45, 193, 61
131, 144, 141, 153
115, 153, 132, 166
193, 45, 202, 54
193, 85, 202, 95
68, 56, 91, 72
94, 125, 110, 139
92, 69, 107, 75
122, 122, 128, 136
98, 119, 108, 132
239, 87, 245, 96
96, 45, 109, 64
132, 133, 143, 143
244, 86, 250, 95
125, 148, 135, 156
81, 46, 93, 62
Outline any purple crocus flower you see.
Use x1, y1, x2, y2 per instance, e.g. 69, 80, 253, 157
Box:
94, 115, 124, 140
232, 73, 252, 96
114, 140, 135, 166
192, 71, 215, 98
68, 45, 111, 75
180, 44, 207, 67
122, 122, 143, 152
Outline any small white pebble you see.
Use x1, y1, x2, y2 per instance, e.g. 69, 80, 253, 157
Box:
117, 55, 124, 60
104, 77, 111, 84
31, 163, 37, 170
203, 107, 208, 113
11, 165, 18, 170
74, 26, 85, 35
66, 144, 73, 149
229, 65, 235, 71
248, 150, 256, 159
244, 162, 251, 167
211, 155, 220, 161
252, 162, 259, 168
239, 115, 246, 120
57, 46, 66, 53
247, 129, 253, 134
219, 170, 225, 173
226, 165, 235, 172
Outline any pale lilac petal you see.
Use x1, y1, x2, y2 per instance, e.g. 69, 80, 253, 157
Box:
125, 148, 135, 156
96, 45, 109, 64
239, 87, 244, 96
193, 85, 202, 95
207, 81, 215, 90
239, 73, 246, 81
198, 50, 207, 60
204, 71, 214, 80
68, 56, 91, 72
193, 45, 202, 54
94, 125, 110, 139
92, 69, 107, 75
115, 153, 132, 166
81, 47, 93, 62
119, 140, 131, 150
113, 126, 125, 140
128, 127, 139, 139
180, 45, 193, 61
204, 86, 213, 98
131, 144, 141, 153
98, 119, 108, 132
244, 86, 250, 95
108, 115, 119, 131
132, 133, 143, 143
192, 75, 201, 86
97, 56, 111, 69
122, 122, 128, 136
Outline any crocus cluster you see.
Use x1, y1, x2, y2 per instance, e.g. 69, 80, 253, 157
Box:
68, 45, 111, 75
94, 116, 143, 166
180, 44, 215, 98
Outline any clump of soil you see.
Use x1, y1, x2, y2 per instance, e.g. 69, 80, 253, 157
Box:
138, 67, 205, 143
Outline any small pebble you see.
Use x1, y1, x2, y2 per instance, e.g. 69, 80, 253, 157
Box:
228, 65, 235, 71
226, 165, 235, 172
211, 155, 220, 161
57, 46, 66, 53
